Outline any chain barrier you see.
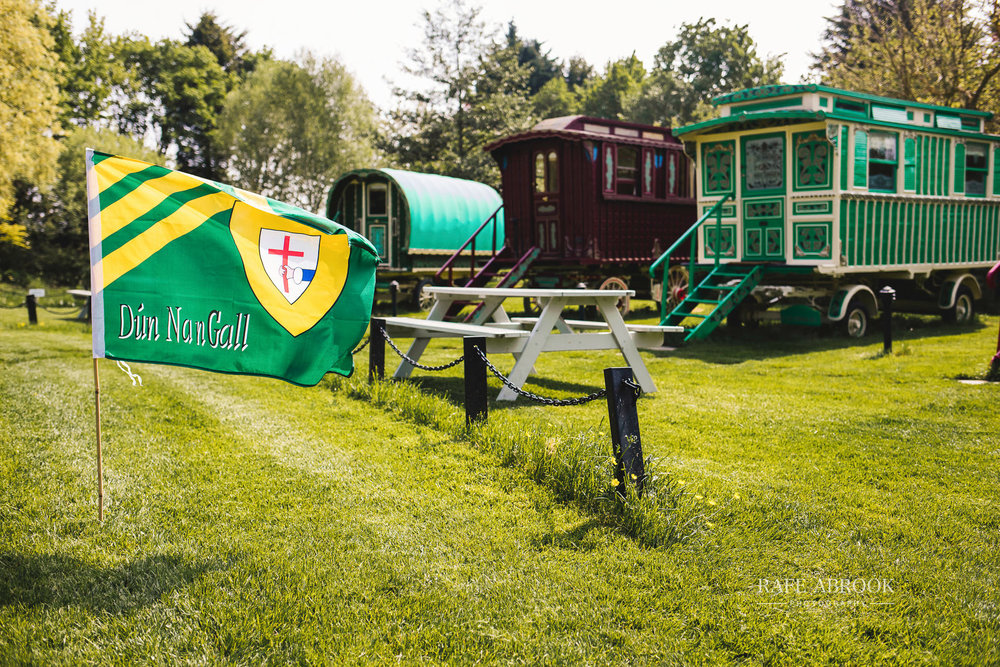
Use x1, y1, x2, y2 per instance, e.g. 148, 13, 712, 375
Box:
474, 346, 607, 406
38, 304, 83, 314
351, 336, 370, 355
0, 300, 26, 309
381, 328, 465, 372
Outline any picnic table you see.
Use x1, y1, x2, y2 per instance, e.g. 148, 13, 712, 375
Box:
382, 286, 681, 401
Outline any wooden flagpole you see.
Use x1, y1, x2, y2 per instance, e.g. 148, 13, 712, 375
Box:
93, 357, 104, 521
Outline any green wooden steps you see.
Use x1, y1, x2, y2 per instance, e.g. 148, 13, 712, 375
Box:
663, 265, 765, 341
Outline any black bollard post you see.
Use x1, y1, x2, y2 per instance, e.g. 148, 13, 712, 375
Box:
464, 336, 488, 425
26, 294, 38, 325
389, 280, 399, 317
369, 317, 386, 383
604, 367, 645, 496
879, 286, 896, 355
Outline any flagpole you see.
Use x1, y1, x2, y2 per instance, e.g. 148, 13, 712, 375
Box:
93, 357, 104, 521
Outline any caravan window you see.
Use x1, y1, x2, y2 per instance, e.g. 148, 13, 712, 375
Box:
965, 143, 988, 196
868, 132, 898, 192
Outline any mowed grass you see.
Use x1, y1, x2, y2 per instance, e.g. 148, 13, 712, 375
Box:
2, 297, 999, 663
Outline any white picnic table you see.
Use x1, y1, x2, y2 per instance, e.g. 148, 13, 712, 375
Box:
382, 286, 681, 402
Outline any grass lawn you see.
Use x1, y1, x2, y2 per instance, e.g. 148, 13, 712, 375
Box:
1, 293, 998, 664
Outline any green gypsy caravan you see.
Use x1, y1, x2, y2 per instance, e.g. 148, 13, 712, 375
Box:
653, 85, 1000, 339
326, 168, 504, 304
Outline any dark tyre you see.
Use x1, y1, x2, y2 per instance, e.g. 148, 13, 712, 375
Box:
943, 288, 974, 324
842, 300, 870, 338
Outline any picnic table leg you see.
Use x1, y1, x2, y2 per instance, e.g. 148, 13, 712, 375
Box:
496, 297, 567, 401
595, 298, 658, 394
393, 298, 451, 379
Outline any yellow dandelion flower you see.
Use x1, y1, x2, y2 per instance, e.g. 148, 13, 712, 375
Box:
694, 494, 703, 501
706, 521, 716, 529
707, 499, 717, 507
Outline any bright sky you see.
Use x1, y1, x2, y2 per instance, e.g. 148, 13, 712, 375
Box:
55, 0, 840, 110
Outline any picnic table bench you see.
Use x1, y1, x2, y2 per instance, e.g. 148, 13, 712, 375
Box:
384, 286, 682, 401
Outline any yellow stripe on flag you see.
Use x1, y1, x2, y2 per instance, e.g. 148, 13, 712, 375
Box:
98, 169, 211, 240
94, 155, 156, 196
98, 191, 234, 289
233, 186, 274, 212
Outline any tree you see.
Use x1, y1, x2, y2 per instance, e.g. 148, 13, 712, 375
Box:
505, 21, 562, 95
388, 0, 534, 185
629, 18, 784, 128
185, 11, 269, 79
2, 128, 162, 286
531, 76, 579, 119
213, 53, 378, 212
813, 0, 1000, 120
578, 54, 647, 120
0, 0, 61, 246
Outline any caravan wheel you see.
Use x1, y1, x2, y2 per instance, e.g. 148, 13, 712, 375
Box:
842, 300, 870, 338
599, 277, 631, 316
943, 289, 975, 324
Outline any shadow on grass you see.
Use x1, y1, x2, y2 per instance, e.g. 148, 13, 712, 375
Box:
408, 373, 607, 413
0, 551, 229, 613
651, 316, 990, 365
534, 518, 603, 551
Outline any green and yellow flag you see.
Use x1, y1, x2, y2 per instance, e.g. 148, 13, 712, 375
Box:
86, 150, 378, 386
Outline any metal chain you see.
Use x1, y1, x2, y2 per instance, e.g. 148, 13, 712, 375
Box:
38, 305, 83, 314
0, 300, 26, 309
380, 328, 465, 372
474, 346, 607, 406
622, 377, 643, 399
351, 336, 370, 355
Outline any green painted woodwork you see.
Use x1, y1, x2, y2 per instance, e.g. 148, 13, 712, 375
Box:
743, 198, 784, 260
820, 97, 829, 107
701, 203, 736, 218
840, 196, 1000, 268
793, 222, 832, 259
731, 96, 803, 113
780, 304, 823, 326
702, 141, 735, 196
793, 131, 832, 190
840, 126, 849, 190
994, 147, 1000, 195
903, 137, 916, 191
741, 133, 786, 197
703, 224, 737, 259
835, 98, 868, 119
793, 201, 833, 215
744, 199, 784, 219
954, 143, 966, 194
853, 130, 868, 187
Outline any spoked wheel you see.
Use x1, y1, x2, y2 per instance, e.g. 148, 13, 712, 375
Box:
414, 278, 434, 311
664, 265, 689, 311
599, 276, 631, 316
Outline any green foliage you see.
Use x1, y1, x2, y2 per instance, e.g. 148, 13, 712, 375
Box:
213, 53, 378, 213
814, 0, 1000, 124
387, 0, 534, 186
531, 76, 580, 119
578, 54, 647, 120
13, 128, 161, 286
630, 18, 785, 128
0, 0, 61, 234
505, 21, 563, 95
